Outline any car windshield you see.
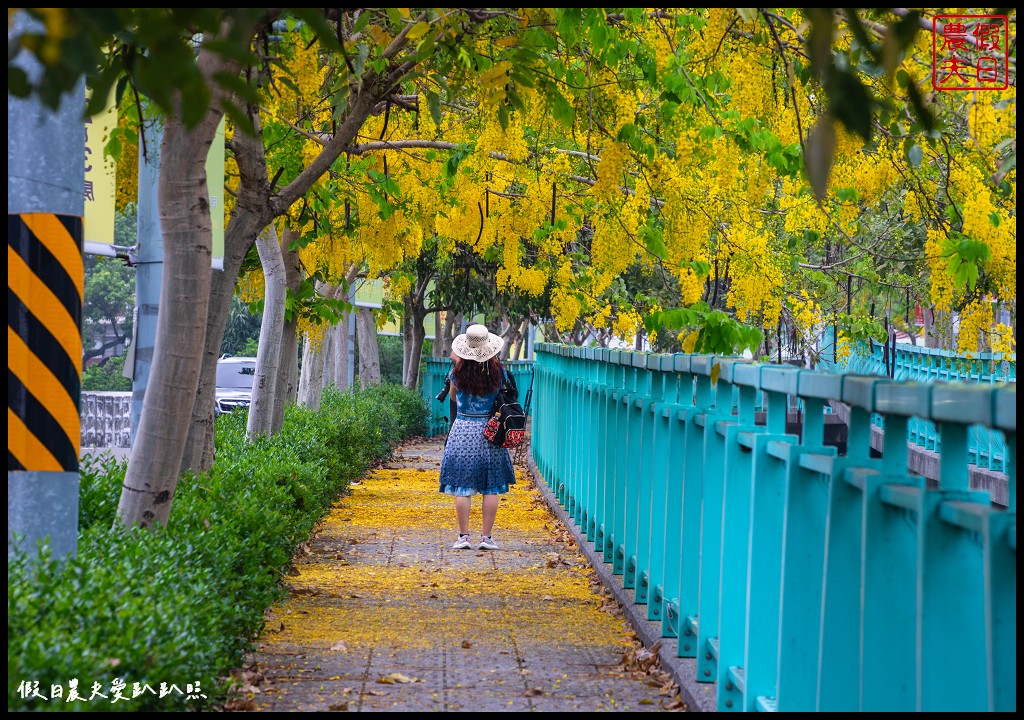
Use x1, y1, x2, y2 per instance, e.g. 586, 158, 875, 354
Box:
216, 361, 256, 390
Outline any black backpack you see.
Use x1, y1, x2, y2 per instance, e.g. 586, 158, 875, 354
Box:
483, 370, 527, 448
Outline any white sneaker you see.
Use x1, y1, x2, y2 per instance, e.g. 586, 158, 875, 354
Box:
452, 534, 471, 550
479, 536, 498, 550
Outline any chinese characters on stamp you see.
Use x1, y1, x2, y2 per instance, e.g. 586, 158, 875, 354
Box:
932, 14, 1009, 91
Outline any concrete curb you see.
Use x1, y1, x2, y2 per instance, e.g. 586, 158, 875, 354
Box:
527, 450, 717, 713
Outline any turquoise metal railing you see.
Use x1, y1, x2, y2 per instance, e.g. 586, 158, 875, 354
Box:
420, 358, 536, 436
819, 335, 1016, 384
819, 336, 1016, 473
532, 343, 1016, 712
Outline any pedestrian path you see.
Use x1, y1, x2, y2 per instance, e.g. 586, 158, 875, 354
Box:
237, 436, 686, 712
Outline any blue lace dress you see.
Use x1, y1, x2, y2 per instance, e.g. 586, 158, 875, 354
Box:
438, 379, 516, 496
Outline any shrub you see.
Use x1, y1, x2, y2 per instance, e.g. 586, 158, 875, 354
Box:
7, 384, 428, 712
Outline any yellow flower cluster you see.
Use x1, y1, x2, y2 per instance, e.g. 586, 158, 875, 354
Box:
950, 163, 1015, 299
787, 291, 821, 349
724, 224, 784, 327
592, 304, 613, 329
925, 228, 954, 312
991, 323, 1015, 355
956, 299, 991, 356
678, 329, 698, 352
722, 49, 772, 121
590, 141, 631, 203
550, 287, 582, 332
968, 90, 1016, 156
780, 178, 830, 237
836, 330, 852, 363
611, 308, 642, 345
297, 315, 327, 351
237, 268, 264, 303
686, 8, 731, 63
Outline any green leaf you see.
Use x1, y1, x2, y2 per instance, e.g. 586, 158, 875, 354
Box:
353, 11, 372, 33
997, 152, 1015, 176
904, 81, 935, 133
966, 262, 979, 290
642, 226, 668, 260
905, 142, 923, 167
590, 20, 608, 50
407, 21, 430, 40
989, 212, 1001, 228
804, 115, 836, 202
836, 187, 859, 203
830, 69, 874, 141
426, 91, 442, 128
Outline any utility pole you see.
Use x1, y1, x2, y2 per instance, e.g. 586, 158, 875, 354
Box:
128, 117, 164, 442
7, 12, 86, 559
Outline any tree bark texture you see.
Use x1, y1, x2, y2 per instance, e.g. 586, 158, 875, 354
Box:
298, 280, 338, 410
332, 265, 360, 390
182, 77, 391, 472
271, 228, 301, 434
432, 311, 444, 357
440, 312, 459, 358
300, 333, 326, 410
334, 311, 352, 390
356, 307, 381, 388
400, 273, 433, 388
246, 224, 285, 441
321, 328, 335, 390
116, 47, 231, 529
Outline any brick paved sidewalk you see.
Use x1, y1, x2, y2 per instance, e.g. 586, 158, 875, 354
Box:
236, 436, 688, 712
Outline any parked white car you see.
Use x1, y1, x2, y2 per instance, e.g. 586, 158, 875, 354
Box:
215, 356, 256, 415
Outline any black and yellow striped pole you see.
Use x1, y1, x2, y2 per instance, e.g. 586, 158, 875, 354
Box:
8, 11, 86, 559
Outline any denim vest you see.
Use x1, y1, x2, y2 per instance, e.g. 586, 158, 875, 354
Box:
454, 387, 499, 421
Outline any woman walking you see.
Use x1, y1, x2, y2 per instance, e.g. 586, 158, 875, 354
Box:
439, 324, 516, 550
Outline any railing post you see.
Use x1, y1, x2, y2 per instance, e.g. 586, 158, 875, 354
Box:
676, 356, 711, 652
632, 353, 664, 606
646, 354, 677, 624
624, 352, 652, 593
612, 351, 637, 576
607, 351, 628, 565
861, 382, 931, 711
592, 348, 611, 549
660, 355, 695, 640
695, 355, 735, 684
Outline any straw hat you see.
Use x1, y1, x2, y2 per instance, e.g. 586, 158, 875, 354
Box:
452, 324, 503, 362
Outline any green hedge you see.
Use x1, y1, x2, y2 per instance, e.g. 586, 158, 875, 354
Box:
8, 384, 427, 712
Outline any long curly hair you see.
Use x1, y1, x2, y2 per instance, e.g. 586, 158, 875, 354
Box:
453, 356, 502, 395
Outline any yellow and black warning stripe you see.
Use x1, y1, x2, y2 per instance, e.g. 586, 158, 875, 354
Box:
8, 213, 83, 472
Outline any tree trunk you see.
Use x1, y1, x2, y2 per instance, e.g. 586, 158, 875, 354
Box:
116, 74, 224, 529
356, 306, 381, 388
402, 294, 415, 385
499, 315, 524, 361
511, 319, 527, 360
403, 309, 411, 385
432, 311, 444, 357
274, 325, 297, 433
180, 109, 271, 472
298, 279, 337, 409
246, 224, 286, 440
403, 308, 427, 388
441, 311, 459, 358
334, 311, 352, 390
182, 80, 389, 473
332, 265, 360, 390
299, 331, 327, 410
320, 326, 335, 390
271, 228, 301, 434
